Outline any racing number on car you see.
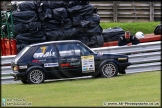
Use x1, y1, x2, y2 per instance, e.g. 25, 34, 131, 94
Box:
40, 46, 47, 54
81, 55, 95, 73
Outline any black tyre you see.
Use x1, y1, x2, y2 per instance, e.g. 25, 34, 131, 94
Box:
100, 62, 118, 78
27, 69, 45, 84
21, 79, 28, 84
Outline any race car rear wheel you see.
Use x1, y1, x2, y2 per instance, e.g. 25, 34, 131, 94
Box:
27, 69, 45, 84
21, 79, 28, 84
100, 62, 118, 78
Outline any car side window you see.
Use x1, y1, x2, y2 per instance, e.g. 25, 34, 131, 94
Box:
33, 45, 57, 58
75, 43, 92, 56
57, 43, 93, 57
57, 44, 75, 57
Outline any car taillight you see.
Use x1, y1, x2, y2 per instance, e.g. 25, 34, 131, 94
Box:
13, 66, 19, 71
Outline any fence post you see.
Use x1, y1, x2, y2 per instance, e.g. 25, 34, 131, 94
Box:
113, 1, 117, 22
150, 2, 154, 21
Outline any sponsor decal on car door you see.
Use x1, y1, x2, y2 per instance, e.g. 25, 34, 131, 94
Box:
81, 55, 95, 73
44, 63, 59, 67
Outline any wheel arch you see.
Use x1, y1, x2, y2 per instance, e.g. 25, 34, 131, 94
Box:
99, 59, 119, 70
26, 66, 47, 79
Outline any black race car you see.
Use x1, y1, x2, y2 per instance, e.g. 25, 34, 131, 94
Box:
10, 40, 131, 84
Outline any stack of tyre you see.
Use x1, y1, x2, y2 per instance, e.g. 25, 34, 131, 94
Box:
10, 0, 104, 52
9, 1, 45, 52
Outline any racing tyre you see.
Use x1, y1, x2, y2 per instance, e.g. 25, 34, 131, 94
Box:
21, 79, 28, 84
27, 69, 45, 84
100, 62, 118, 78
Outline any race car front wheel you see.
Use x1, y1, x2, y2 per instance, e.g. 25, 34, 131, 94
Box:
100, 62, 118, 78
27, 69, 45, 84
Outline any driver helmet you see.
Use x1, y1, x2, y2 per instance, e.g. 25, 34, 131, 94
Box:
135, 31, 145, 39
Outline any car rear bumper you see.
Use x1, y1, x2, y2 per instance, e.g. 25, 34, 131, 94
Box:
10, 71, 26, 80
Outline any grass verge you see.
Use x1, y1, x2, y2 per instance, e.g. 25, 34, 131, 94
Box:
100, 21, 160, 35
1, 71, 161, 107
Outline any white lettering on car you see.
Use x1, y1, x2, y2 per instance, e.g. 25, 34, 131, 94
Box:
34, 49, 56, 58
44, 63, 59, 67
39, 59, 46, 62
70, 62, 80, 66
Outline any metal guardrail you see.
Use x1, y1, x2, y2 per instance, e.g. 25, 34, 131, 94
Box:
128, 51, 160, 64
92, 41, 161, 73
92, 41, 161, 54
1, 41, 161, 80
1, 55, 16, 65
126, 62, 161, 73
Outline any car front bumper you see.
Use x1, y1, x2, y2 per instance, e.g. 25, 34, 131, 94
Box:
118, 62, 131, 74
119, 62, 131, 67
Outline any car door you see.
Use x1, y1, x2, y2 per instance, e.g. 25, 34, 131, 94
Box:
32, 44, 60, 79
56, 43, 82, 78
74, 43, 96, 76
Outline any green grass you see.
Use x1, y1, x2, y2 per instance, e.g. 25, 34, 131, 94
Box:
100, 21, 160, 35
1, 71, 161, 107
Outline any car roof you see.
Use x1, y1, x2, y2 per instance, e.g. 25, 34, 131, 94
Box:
28, 40, 82, 47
